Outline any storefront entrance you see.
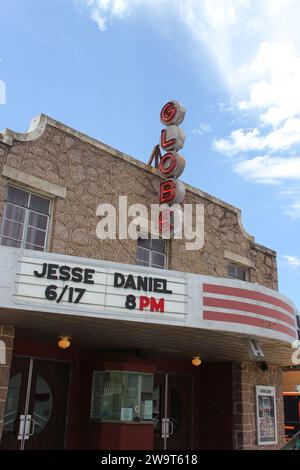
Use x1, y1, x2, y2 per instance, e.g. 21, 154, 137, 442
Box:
0, 356, 70, 450
153, 373, 193, 450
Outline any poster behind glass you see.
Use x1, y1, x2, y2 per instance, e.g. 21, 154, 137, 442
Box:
256, 385, 277, 445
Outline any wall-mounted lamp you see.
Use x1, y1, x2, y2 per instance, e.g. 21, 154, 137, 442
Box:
192, 356, 202, 367
246, 339, 264, 361
58, 336, 71, 349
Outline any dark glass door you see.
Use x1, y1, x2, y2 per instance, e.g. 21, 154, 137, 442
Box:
153, 373, 192, 450
0, 356, 70, 450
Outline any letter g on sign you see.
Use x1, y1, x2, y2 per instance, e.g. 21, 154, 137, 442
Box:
160, 100, 186, 126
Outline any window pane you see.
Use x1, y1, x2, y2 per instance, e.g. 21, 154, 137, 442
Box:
4, 203, 26, 223
2, 220, 24, 241
32, 375, 53, 435
151, 252, 165, 268
141, 375, 154, 420
90, 372, 153, 422
29, 194, 50, 215
3, 373, 22, 432
228, 263, 236, 278
28, 211, 48, 230
151, 239, 165, 254
25, 243, 44, 252
0, 237, 21, 248
7, 187, 29, 207
136, 247, 150, 264
136, 260, 149, 267
137, 238, 151, 249
122, 374, 139, 420
26, 227, 46, 247
102, 372, 122, 421
237, 266, 247, 280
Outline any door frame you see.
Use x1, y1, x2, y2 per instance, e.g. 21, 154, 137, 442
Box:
154, 371, 195, 450
7, 354, 72, 450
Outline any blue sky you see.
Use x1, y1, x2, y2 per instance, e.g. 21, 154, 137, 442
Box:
1, 0, 300, 310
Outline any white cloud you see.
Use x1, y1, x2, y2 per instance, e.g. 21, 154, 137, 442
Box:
285, 200, 300, 219
234, 155, 300, 184
79, 1, 300, 92
214, 119, 300, 154
192, 122, 212, 136
78, 0, 300, 216
238, 41, 300, 126
81, 0, 136, 31
283, 255, 300, 268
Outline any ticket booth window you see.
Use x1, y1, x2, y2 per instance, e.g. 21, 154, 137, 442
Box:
90, 371, 154, 422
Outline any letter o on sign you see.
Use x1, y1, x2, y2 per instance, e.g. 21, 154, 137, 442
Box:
159, 152, 177, 175
159, 151, 185, 178
160, 100, 186, 127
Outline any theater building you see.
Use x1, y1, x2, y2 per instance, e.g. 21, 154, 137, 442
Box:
0, 113, 298, 451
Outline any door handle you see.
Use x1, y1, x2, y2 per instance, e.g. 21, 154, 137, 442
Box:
161, 418, 175, 438
18, 414, 36, 440
29, 418, 36, 436
169, 419, 174, 436
161, 418, 173, 438
17, 415, 26, 440
161, 418, 168, 438
24, 414, 32, 440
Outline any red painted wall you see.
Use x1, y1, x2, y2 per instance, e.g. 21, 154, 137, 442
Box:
197, 363, 233, 449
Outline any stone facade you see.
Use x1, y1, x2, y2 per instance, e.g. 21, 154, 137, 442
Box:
0, 116, 284, 450
0, 326, 14, 440
0, 117, 278, 289
232, 362, 285, 450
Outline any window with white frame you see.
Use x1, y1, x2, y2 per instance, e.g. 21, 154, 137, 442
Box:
90, 371, 154, 422
227, 262, 249, 281
136, 238, 166, 269
0, 186, 50, 251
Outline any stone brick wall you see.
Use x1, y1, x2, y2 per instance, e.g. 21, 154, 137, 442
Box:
232, 362, 285, 450
0, 120, 278, 289
0, 326, 14, 440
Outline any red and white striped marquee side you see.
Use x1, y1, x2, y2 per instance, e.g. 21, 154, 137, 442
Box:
202, 281, 297, 342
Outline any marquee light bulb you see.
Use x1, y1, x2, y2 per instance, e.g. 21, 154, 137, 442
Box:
58, 336, 71, 349
192, 356, 201, 367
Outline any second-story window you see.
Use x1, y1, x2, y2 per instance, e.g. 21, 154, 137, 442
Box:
0, 186, 50, 251
228, 262, 249, 281
136, 238, 166, 269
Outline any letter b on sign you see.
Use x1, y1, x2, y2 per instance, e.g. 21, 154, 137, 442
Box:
160, 180, 186, 204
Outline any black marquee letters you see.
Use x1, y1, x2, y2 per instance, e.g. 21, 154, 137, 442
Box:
113, 272, 172, 294
33, 263, 95, 284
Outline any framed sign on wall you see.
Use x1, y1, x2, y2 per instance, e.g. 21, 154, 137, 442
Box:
256, 385, 277, 445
